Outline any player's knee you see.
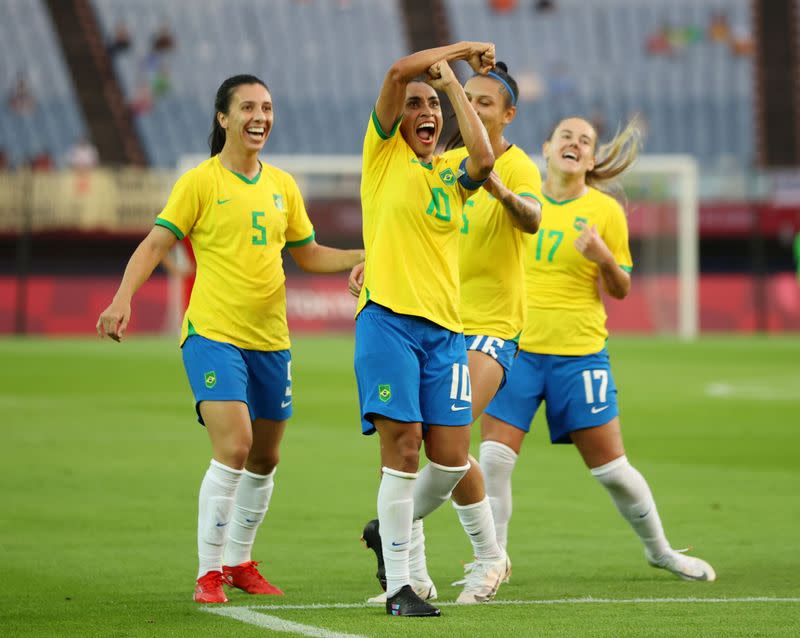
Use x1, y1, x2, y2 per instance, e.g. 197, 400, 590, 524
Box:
247, 452, 279, 476
217, 439, 252, 469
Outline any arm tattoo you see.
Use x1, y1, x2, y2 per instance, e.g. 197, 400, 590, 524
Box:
499, 192, 541, 233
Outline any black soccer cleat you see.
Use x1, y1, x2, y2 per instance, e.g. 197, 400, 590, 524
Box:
386, 585, 441, 617
361, 518, 386, 591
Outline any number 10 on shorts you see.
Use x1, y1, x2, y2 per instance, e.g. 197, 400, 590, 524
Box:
450, 364, 472, 402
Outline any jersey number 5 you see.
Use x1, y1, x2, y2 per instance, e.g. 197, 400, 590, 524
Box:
252, 211, 267, 245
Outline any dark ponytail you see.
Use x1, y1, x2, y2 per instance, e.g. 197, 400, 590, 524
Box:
208, 74, 269, 156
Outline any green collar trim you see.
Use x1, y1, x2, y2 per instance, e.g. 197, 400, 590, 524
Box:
230, 165, 262, 184
542, 192, 583, 206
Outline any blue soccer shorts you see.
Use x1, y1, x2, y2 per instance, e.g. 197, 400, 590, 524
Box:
464, 333, 519, 379
182, 334, 292, 425
354, 302, 472, 435
484, 347, 619, 444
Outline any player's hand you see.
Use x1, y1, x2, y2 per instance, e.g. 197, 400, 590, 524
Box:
426, 60, 457, 91
96, 299, 131, 342
574, 221, 613, 265
466, 42, 495, 75
348, 261, 365, 297
481, 171, 506, 199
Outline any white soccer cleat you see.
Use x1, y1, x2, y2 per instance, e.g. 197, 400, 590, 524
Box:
452, 557, 512, 587
366, 579, 438, 604
455, 553, 511, 604
646, 548, 716, 582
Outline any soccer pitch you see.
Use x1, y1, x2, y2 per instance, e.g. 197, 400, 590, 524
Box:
2, 335, 799, 637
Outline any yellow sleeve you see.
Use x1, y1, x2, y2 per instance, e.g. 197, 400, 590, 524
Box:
284, 174, 315, 247
363, 108, 402, 171
508, 160, 542, 203
603, 201, 633, 272
155, 169, 203, 239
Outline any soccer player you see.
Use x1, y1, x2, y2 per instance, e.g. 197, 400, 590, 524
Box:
472, 116, 716, 582
355, 62, 543, 604
96, 75, 365, 604
353, 42, 496, 617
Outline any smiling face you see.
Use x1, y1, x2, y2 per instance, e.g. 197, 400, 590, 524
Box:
464, 75, 516, 138
543, 117, 597, 178
399, 81, 443, 163
217, 83, 273, 154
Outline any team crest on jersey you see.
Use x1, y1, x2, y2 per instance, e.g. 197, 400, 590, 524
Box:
273, 193, 284, 210
378, 384, 392, 403
204, 371, 217, 389
439, 168, 456, 186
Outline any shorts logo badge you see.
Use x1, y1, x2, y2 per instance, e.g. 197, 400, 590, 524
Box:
378, 384, 392, 403
439, 168, 455, 186
204, 371, 217, 389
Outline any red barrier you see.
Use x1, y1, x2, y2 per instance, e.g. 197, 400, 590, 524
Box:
1, 273, 799, 335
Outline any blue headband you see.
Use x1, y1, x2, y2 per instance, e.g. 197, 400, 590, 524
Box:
486, 71, 517, 105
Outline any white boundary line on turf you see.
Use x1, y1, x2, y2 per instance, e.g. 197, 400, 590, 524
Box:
202, 598, 800, 637
202, 606, 367, 638
240, 596, 800, 610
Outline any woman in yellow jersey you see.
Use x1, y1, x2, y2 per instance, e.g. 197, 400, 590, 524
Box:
96, 75, 364, 604
353, 43, 495, 617
356, 62, 543, 606
478, 116, 716, 581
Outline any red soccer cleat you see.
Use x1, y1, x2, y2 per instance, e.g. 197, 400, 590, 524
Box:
223, 560, 284, 595
194, 570, 228, 603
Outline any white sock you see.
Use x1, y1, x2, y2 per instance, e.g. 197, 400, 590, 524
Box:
223, 467, 275, 567
408, 519, 432, 582
590, 455, 670, 559
197, 459, 242, 579
453, 497, 503, 561
479, 441, 518, 552
378, 466, 418, 597
412, 460, 470, 520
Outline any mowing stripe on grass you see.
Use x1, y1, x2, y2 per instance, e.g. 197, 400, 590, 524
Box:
238, 596, 800, 611
202, 606, 367, 638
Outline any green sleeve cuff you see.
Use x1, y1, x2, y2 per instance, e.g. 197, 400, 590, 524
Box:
155, 218, 184, 240
286, 231, 315, 248
517, 192, 542, 203
371, 109, 401, 140
619, 265, 633, 273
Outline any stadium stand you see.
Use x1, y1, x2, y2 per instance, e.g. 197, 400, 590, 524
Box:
445, 0, 754, 166
91, 0, 408, 165
0, 0, 88, 168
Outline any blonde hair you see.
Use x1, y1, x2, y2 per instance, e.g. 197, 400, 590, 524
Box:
548, 115, 643, 203
587, 116, 642, 196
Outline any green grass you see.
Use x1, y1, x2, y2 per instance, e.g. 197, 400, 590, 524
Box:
1, 335, 799, 637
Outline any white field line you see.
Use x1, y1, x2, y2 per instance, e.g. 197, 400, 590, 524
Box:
210, 596, 800, 612
705, 381, 800, 401
202, 606, 367, 638
202, 597, 800, 637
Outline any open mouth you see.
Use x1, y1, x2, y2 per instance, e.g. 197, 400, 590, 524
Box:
562, 150, 579, 162
245, 126, 266, 143
416, 121, 436, 145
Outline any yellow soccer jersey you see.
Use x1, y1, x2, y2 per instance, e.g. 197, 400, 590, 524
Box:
444, 144, 541, 340
357, 110, 483, 333
520, 187, 633, 355
155, 155, 314, 350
